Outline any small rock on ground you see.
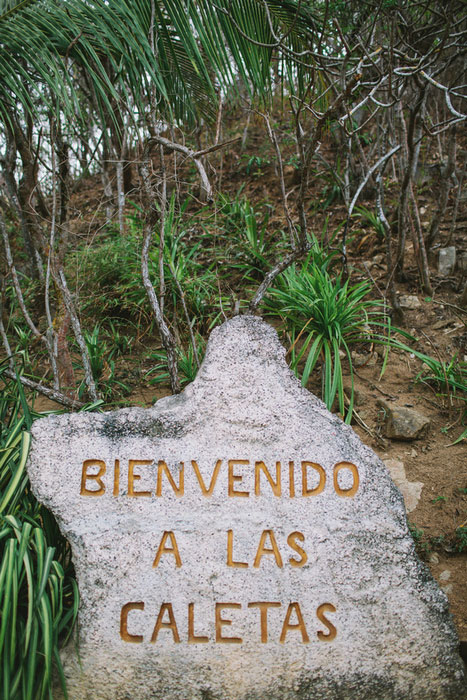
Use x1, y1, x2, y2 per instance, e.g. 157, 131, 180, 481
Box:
383, 458, 424, 513
399, 295, 422, 310
378, 400, 430, 441
438, 247, 456, 276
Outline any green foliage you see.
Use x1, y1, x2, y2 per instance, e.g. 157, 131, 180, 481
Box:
449, 427, 467, 446
214, 191, 277, 279
159, 196, 218, 327
76, 325, 130, 402
0, 363, 78, 699
414, 353, 467, 407
353, 206, 386, 239
243, 154, 270, 177
378, 332, 466, 428
105, 321, 134, 360
455, 527, 467, 553
408, 522, 430, 558
69, 222, 146, 322
12, 324, 33, 365
0, 0, 317, 127
319, 181, 343, 210
0, 516, 78, 700
147, 337, 206, 390
264, 248, 383, 422
71, 199, 217, 332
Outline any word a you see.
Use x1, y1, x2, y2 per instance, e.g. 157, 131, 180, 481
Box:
152, 529, 308, 569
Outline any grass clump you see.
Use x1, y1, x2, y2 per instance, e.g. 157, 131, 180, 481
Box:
264, 251, 384, 422
0, 363, 79, 699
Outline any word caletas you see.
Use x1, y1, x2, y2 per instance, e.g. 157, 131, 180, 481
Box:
27, 316, 466, 700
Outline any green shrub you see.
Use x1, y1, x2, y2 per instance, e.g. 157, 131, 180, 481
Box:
147, 337, 206, 390
0, 363, 79, 699
264, 252, 383, 422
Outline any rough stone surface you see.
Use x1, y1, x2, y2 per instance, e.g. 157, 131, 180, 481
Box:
399, 294, 422, 310
378, 400, 431, 440
27, 316, 465, 700
383, 459, 423, 513
438, 246, 456, 276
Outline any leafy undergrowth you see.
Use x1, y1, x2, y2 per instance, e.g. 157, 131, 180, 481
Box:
0, 364, 90, 700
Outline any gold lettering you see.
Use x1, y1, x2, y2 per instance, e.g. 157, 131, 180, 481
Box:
301, 461, 326, 496
128, 459, 152, 497
287, 531, 308, 567
80, 459, 106, 496
188, 603, 209, 643
227, 530, 248, 568
255, 461, 281, 497
253, 530, 283, 568
150, 603, 180, 643
152, 531, 182, 568
228, 460, 249, 498
215, 603, 242, 643
248, 602, 281, 643
316, 603, 337, 641
120, 602, 144, 643
280, 602, 309, 643
289, 461, 295, 498
333, 462, 359, 497
113, 459, 120, 497
192, 459, 222, 496
156, 460, 184, 497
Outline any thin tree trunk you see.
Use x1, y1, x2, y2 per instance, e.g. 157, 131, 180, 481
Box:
375, 170, 403, 323
141, 220, 180, 393
1, 131, 40, 279
447, 152, 466, 245
426, 125, 457, 248
159, 144, 167, 316
395, 90, 425, 279
116, 126, 128, 236
139, 145, 180, 393
101, 139, 114, 225
55, 265, 99, 401
409, 185, 432, 295
249, 244, 310, 313
1, 210, 60, 385
0, 283, 14, 370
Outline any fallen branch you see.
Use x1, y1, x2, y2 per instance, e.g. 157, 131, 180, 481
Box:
5, 370, 85, 409
248, 244, 310, 313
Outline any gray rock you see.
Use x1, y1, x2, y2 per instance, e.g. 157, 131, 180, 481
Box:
378, 400, 431, 440
399, 295, 422, 310
383, 459, 423, 512
438, 246, 456, 276
27, 316, 465, 700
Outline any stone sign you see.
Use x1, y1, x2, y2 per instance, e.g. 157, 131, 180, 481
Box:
27, 316, 465, 700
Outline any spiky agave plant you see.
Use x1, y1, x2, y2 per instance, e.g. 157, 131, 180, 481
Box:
265, 256, 384, 423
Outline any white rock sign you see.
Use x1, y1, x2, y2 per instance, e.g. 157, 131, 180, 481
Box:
28, 316, 465, 700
